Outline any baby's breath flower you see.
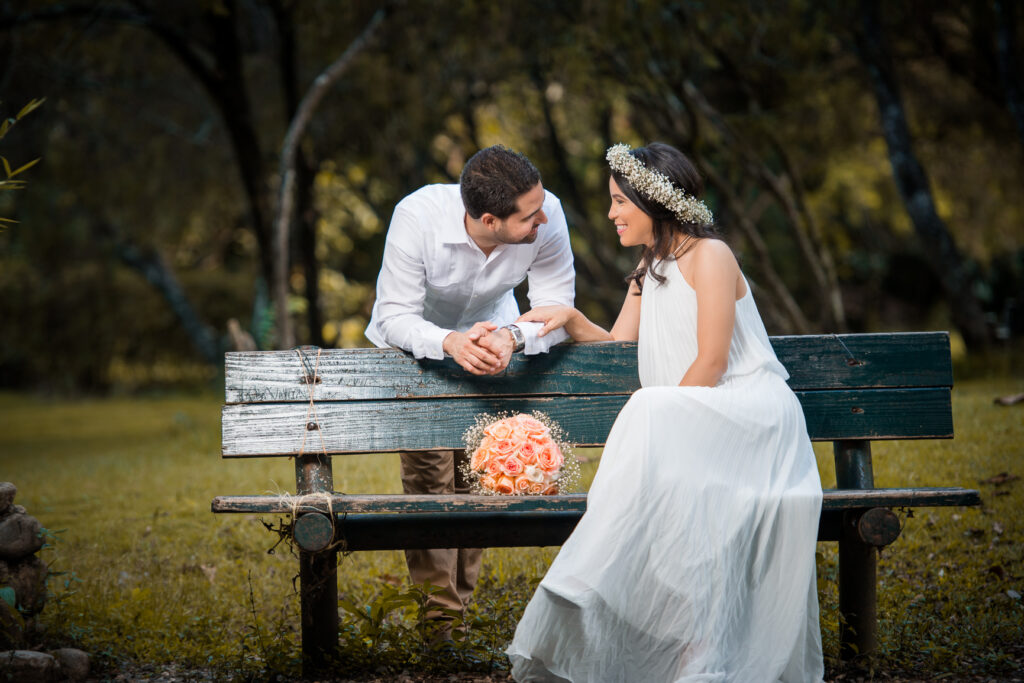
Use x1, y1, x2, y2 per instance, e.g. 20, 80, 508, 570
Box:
606, 143, 714, 225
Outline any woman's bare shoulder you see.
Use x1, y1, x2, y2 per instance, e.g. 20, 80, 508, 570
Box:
680, 237, 738, 274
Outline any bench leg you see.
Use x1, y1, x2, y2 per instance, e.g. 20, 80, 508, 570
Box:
838, 520, 877, 661
295, 454, 338, 676
299, 548, 338, 673
834, 440, 877, 662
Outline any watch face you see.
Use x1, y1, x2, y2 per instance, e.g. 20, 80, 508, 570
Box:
505, 325, 525, 351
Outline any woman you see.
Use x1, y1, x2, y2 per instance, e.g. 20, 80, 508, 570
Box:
506, 143, 824, 682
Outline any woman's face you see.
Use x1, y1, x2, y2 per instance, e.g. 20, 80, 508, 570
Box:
608, 177, 654, 248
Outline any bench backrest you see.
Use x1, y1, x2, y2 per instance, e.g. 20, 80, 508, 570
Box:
222, 332, 953, 458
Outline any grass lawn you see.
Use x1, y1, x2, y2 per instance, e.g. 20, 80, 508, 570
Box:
0, 369, 1021, 680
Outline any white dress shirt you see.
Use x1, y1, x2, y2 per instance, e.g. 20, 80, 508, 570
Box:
365, 184, 575, 359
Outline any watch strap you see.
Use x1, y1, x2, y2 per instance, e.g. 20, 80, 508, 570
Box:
503, 324, 526, 352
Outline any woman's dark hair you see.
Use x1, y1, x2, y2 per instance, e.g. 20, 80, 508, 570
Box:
610, 142, 719, 292
460, 145, 541, 220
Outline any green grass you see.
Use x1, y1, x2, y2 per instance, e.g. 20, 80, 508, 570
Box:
0, 374, 1022, 679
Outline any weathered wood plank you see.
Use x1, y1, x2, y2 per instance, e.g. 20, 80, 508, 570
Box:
211, 486, 980, 514
773, 332, 951, 390
220, 387, 953, 457
224, 332, 952, 404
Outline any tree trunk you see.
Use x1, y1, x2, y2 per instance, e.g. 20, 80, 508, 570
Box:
103, 226, 222, 366
272, 8, 386, 349
203, 0, 275, 289
855, 0, 991, 349
272, 0, 323, 347
994, 0, 1024, 148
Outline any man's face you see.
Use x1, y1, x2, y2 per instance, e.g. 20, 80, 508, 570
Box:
494, 182, 547, 245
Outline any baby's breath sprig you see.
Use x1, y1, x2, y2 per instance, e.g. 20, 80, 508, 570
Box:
606, 143, 714, 226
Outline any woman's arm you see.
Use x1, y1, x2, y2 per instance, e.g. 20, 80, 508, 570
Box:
516, 306, 612, 341
678, 240, 739, 387
517, 279, 643, 342
608, 279, 642, 341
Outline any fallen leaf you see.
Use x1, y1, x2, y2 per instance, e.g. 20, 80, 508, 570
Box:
979, 472, 1019, 486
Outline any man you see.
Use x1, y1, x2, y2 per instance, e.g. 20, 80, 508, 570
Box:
365, 145, 575, 631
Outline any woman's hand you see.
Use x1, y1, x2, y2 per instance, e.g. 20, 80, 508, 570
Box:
517, 306, 613, 342
517, 306, 578, 337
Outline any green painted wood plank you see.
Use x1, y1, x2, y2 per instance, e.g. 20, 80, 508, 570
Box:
220, 387, 952, 457
211, 487, 980, 514
773, 332, 951, 389
224, 332, 952, 404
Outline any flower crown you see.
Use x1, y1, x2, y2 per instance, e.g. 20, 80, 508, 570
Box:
605, 143, 714, 225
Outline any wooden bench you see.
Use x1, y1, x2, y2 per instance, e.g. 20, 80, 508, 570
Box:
212, 331, 980, 674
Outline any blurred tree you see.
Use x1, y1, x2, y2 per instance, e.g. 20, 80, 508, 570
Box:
272, 5, 386, 348
852, 0, 992, 348
1, 0, 1021, 391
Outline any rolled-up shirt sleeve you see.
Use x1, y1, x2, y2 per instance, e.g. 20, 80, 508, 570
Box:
372, 209, 451, 359
521, 197, 576, 355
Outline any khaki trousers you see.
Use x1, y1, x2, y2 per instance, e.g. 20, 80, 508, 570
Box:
399, 449, 483, 619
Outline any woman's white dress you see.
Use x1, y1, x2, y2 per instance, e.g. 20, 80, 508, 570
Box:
507, 259, 824, 682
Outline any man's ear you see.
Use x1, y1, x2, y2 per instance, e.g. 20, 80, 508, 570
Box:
480, 213, 501, 231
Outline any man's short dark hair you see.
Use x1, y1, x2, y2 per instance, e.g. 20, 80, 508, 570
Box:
460, 145, 542, 220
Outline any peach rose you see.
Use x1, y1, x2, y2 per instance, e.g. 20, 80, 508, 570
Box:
514, 476, 532, 493
484, 419, 514, 440
516, 415, 549, 437
470, 446, 490, 471
542, 483, 559, 495
502, 455, 525, 477
508, 425, 528, 442
518, 440, 540, 465
493, 438, 517, 457
494, 475, 515, 495
479, 474, 498, 491
537, 444, 564, 472
529, 481, 545, 494
485, 457, 505, 477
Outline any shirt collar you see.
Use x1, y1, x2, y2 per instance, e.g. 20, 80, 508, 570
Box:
438, 184, 473, 245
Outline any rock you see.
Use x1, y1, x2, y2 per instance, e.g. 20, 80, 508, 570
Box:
0, 512, 44, 560
0, 599, 23, 651
0, 483, 14, 513
51, 648, 89, 680
0, 650, 58, 682
0, 556, 48, 615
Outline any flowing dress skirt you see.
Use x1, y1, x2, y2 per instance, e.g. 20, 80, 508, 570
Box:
507, 371, 824, 682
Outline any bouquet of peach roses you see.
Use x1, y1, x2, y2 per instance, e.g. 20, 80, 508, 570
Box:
461, 412, 579, 496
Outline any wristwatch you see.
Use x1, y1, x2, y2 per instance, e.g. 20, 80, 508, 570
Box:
502, 324, 526, 353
